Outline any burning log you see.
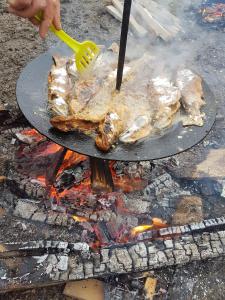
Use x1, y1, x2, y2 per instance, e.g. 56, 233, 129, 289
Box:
90, 158, 114, 193
1, 223, 225, 292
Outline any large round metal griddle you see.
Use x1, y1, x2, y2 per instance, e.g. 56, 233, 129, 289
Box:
16, 46, 217, 161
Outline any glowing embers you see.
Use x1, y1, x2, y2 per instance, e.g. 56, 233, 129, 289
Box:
200, 1, 225, 26
15, 129, 164, 248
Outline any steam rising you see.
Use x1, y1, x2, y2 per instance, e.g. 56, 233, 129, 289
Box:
125, 0, 211, 77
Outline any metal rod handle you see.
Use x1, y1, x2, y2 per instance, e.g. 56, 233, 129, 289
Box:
116, 0, 132, 91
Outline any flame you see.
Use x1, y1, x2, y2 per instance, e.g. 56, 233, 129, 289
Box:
36, 176, 46, 186
152, 217, 168, 228
130, 218, 168, 237
110, 162, 148, 192
131, 225, 154, 237
20, 129, 45, 143
57, 151, 87, 176
35, 143, 62, 157
72, 215, 89, 222
48, 186, 59, 202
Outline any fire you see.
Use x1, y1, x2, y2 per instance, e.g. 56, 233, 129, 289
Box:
131, 225, 154, 237
35, 143, 62, 157
130, 218, 168, 237
19, 129, 45, 143
72, 215, 89, 222
36, 176, 46, 186
57, 150, 87, 176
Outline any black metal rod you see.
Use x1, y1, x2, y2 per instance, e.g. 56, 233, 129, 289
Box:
116, 0, 132, 91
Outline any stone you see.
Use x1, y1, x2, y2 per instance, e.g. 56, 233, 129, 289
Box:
13, 200, 38, 219
63, 279, 104, 300
172, 196, 203, 225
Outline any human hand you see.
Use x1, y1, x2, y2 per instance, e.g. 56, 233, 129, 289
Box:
8, 0, 61, 39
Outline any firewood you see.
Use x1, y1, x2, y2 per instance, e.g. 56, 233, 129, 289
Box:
107, 0, 182, 41
108, 0, 148, 37
132, 2, 172, 41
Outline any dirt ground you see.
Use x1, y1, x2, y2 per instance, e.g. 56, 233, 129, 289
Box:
1, 0, 225, 299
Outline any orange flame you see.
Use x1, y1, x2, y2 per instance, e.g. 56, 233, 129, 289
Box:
57, 151, 87, 176
20, 129, 45, 143
72, 215, 89, 222
130, 218, 168, 237
131, 225, 154, 237
36, 176, 46, 186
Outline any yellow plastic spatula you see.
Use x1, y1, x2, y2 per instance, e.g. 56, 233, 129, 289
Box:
35, 12, 100, 73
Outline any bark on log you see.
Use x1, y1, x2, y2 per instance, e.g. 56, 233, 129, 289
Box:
1, 218, 225, 292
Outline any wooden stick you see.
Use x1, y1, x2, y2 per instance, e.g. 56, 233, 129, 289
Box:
116, 0, 132, 91
132, 2, 172, 41
106, 5, 147, 37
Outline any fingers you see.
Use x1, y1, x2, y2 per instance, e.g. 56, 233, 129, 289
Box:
9, 0, 46, 18
8, 0, 61, 39
7, 0, 32, 10
52, 0, 61, 30
29, 16, 40, 26
39, 0, 56, 38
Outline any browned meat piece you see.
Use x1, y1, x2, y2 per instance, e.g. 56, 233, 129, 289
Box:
176, 69, 205, 126
95, 112, 124, 152
50, 115, 98, 133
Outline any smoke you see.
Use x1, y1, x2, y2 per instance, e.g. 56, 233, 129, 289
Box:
125, 0, 212, 77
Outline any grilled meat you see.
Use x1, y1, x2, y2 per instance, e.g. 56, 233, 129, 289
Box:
48, 48, 205, 152
176, 69, 205, 126
50, 115, 98, 133
95, 112, 124, 151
